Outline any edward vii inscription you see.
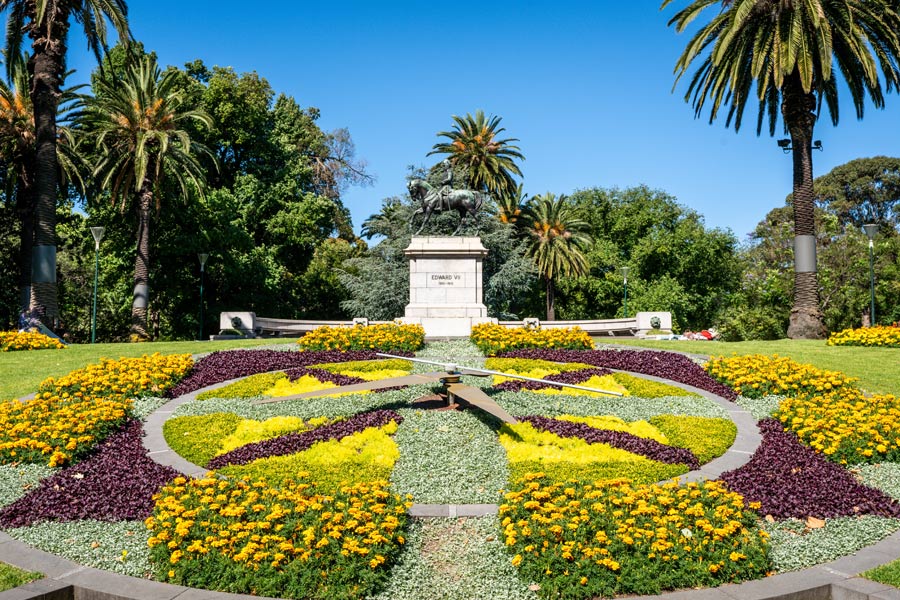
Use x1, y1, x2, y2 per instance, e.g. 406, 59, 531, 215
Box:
430, 273, 462, 286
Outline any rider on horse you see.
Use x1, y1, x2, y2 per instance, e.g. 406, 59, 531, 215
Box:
439, 159, 453, 211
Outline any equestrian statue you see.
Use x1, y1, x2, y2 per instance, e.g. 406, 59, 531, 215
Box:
408, 160, 489, 236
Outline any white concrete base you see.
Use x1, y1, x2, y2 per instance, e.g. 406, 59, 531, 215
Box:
400, 316, 495, 338
404, 236, 493, 338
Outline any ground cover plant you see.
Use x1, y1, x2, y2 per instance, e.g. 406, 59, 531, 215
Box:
297, 323, 425, 352
718, 420, 900, 519
828, 325, 900, 348
166, 349, 407, 398
0, 331, 65, 352
471, 323, 592, 355
499, 348, 737, 399
0, 420, 179, 528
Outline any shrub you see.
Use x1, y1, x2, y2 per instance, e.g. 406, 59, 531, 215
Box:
704, 354, 857, 399
471, 323, 592, 356
298, 323, 425, 352
827, 325, 900, 348
500, 475, 771, 597
0, 330, 65, 351
147, 476, 410, 600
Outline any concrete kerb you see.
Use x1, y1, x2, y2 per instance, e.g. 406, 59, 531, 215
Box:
3, 360, 900, 599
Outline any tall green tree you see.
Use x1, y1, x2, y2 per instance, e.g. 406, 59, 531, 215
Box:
1, 0, 131, 325
663, 0, 900, 339
812, 156, 900, 228
78, 54, 214, 339
0, 53, 36, 314
523, 192, 592, 321
427, 109, 524, 200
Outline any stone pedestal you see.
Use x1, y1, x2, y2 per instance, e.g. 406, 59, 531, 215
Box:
401, 236, 496, 337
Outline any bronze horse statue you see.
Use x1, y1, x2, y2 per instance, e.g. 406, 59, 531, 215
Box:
407, 179, 488, 235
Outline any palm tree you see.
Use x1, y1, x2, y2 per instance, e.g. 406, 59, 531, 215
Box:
0, 53, 36, 313
523, 193, 592, 321
497, 183, 526, 227
0, 51, 83, 315
78, 55, 215, 339
427, 109, 524, 200
1, 0, 131, 325
663, 0, 900, 339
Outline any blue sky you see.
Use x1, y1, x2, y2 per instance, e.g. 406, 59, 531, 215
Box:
50, 2, 900, 240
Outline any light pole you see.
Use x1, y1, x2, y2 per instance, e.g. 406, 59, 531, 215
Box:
619, 266, 630, 318
863, 224, 878, 326
198, 253, 209, 340
89, 226, 105, 344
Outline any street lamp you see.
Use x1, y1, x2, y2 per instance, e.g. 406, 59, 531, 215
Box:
619, 266, 630, 318
198, 253, 209, 340
863, 224, 878, 326
89, 226, 105, 344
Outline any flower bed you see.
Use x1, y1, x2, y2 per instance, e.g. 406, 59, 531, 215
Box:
776, 388, 900, 464
500, 475, 771, 598
0, 330, 65, 351
146, 476, 410, 600
828, 325, 900, 348
298, 323, 425, 353
167, 349, 407, 398
0, 420, 179, 528
719, 419, 900, 519
704, 354, 856, 399
499, 348, 737, 400
471, 323, 592, 355
498, 414, 734, 485
1, 353, 192, 467
206, 410, 403, 469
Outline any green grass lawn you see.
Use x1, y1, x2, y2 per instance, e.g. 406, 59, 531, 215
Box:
864, 561, 900, 588
0, 562, 41, 592
0, 337, 300, 400
597, 338, 900, 395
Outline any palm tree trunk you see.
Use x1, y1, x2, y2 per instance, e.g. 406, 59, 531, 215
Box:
131, 182, 153, 340
782, 73, 826, 339
27, 25, 68, 325
16, 176, 35, 313
545, 275, 555, 321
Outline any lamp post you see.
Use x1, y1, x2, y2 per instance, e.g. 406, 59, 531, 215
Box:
863, 224, 878, 326
619, 266, 630, 318
198, 253, 209, 340
89, 226, 105, 344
